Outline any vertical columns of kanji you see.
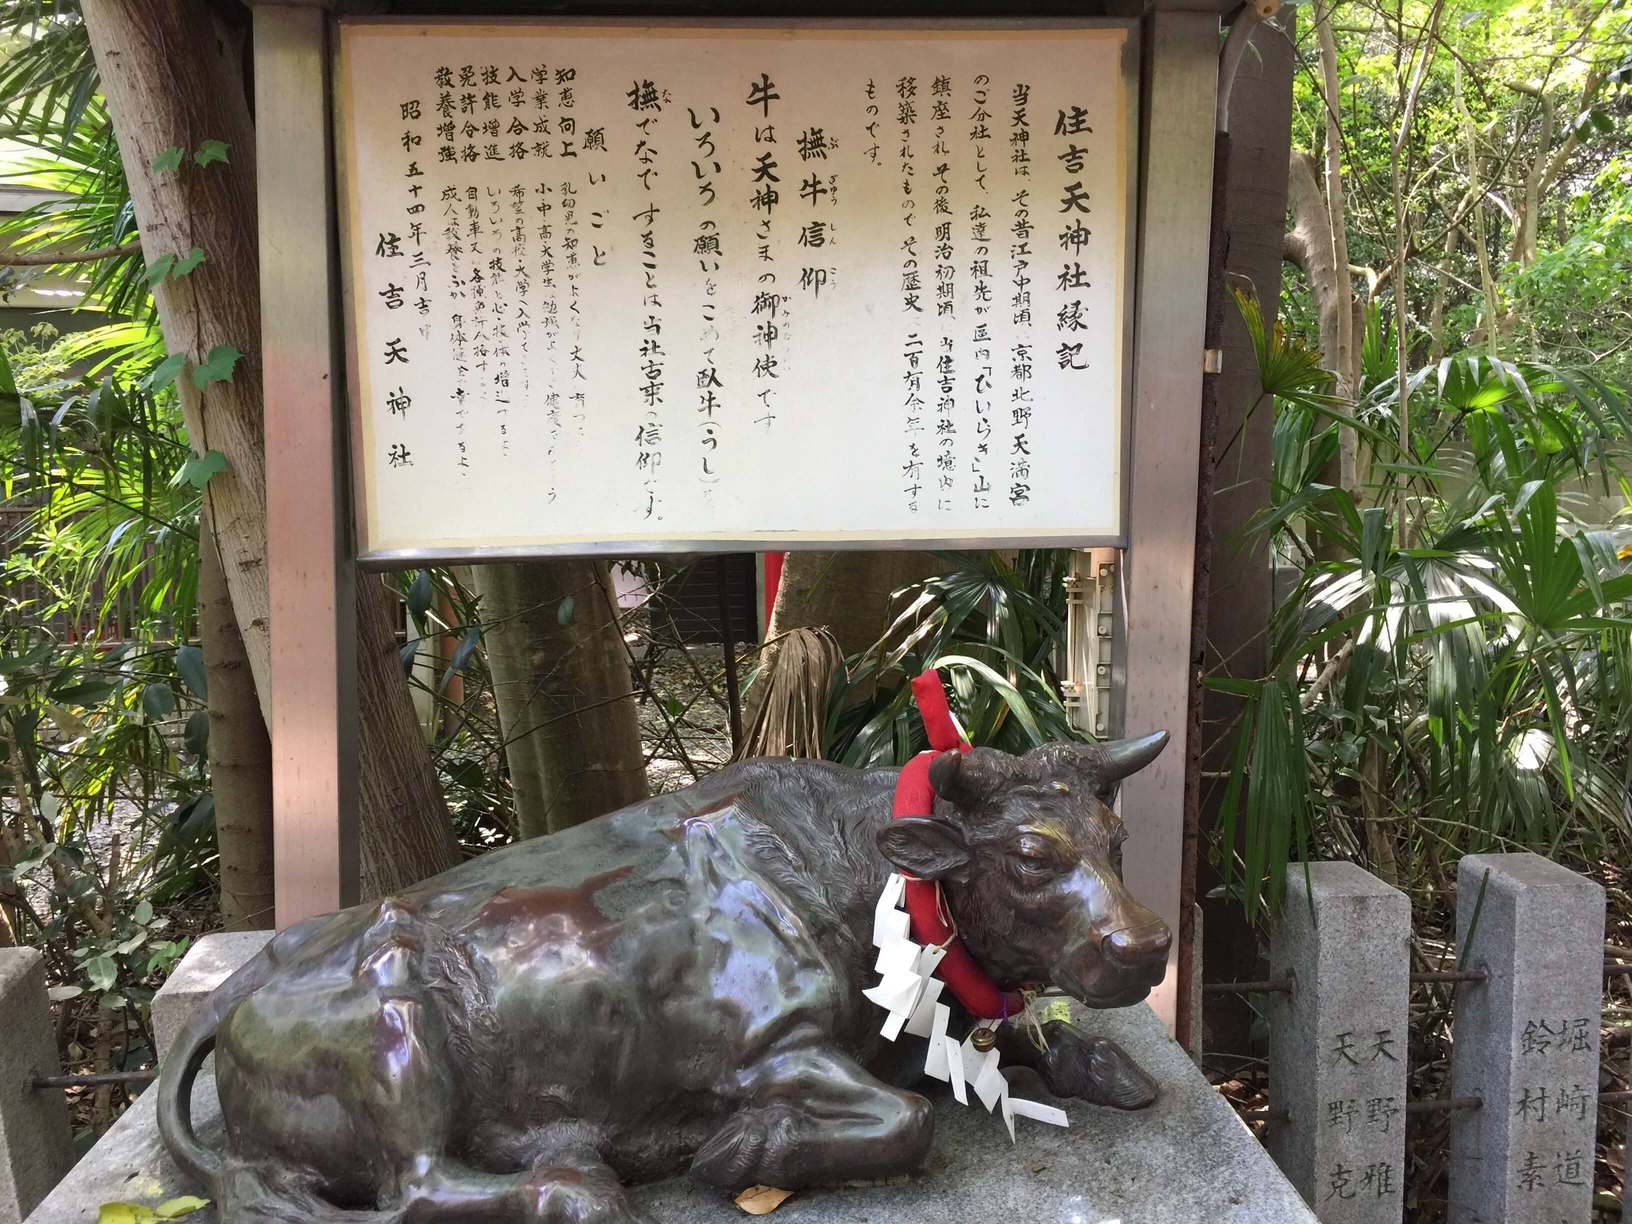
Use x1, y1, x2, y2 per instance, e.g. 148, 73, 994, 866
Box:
1042, 94, 1094, 514
627, 73, 667, 521
1448, 853, 1604, 1224
966, 72, 994, 514
1006, 87, 1033, 512
378, 85, 430, 474
895, 74, 924, 513
689, 102, 726, 498
1267, 861, 1410, 1221
746, 71, 784, 438
928, 74, 957, 513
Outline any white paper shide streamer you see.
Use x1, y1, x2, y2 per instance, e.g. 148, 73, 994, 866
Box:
864, 873, 1070, 1142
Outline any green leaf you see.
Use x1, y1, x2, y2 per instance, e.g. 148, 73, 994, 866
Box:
150, 146, 184, 174
557, 594, 576, 626
48, 984, 83, 1002
51, 680, 117, 707
155, 1198, 209, 1220
171, 450, 228, 490
184, 709, 210, 759
144, 254, 175, 286
175, 645, 207, 698
0, 340, 17, 398
85, 953, 117, 992
928, 653, 1045, 744
407, 569, 433, 620
46, 703, 89, 740
192, 140, 229, 167
115, 932, 147, 955
452, 629, 480, 671
141, 353, 187, 392
142, 682, 177, 718
191, 344, 242, 389
133, 900, 154, 926
162, 793, 216, 855
171, 248, 206, 278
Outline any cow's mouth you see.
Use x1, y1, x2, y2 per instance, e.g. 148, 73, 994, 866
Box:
1051, 967, 1161, 1010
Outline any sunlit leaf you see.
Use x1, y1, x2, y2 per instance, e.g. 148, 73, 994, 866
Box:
191, 344, 242, 389
192, 139, 229, 167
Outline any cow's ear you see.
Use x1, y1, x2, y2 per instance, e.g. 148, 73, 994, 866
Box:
877, 818, 972, 883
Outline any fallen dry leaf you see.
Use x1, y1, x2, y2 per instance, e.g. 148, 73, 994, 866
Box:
734, 1184, 793, 1215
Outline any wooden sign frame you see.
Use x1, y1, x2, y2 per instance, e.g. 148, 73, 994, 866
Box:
254, 0, 1219, 1036
332, 17, 1141, 566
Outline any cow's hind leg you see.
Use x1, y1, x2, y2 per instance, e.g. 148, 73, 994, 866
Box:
690, 1046, 932, 1190
216, 1157, 400, 1224
397, 1150, 650, 1224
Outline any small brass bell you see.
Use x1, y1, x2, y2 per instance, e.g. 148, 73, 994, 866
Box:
969, 1026, 997, 1052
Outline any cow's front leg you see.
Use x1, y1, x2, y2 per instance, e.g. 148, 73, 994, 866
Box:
690, 1045, 933, 1190
995, 1017, 1157, 1110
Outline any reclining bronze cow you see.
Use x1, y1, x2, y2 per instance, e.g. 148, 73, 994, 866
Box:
159, 734, 1171, 1222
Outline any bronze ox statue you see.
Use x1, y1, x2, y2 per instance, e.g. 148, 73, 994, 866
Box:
159, 734, 1172, 1222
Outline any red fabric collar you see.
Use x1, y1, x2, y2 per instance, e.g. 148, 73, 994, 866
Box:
891, 670, 1025, 1020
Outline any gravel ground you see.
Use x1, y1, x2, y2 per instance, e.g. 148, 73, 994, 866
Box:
632, 638, 743, 793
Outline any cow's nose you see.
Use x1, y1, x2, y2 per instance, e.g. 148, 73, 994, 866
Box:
1105, 920, 1172, 967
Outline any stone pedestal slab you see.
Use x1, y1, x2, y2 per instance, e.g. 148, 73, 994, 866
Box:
29, 998, 1315, 1222
151, 932, 273, 1063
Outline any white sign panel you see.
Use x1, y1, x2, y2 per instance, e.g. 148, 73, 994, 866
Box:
338, 20, 1134, 561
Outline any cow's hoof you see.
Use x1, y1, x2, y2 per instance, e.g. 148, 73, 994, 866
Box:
689, 1106, 801, 1189
1042, 1029, 1158, 1110
1076, 1039, 1158, 1110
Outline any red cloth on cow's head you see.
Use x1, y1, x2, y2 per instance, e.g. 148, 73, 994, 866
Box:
892, 669, 1025, 1019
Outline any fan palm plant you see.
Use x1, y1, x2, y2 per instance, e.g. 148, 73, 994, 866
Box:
824, 549, 1083, 767
1214, 292, 1632, 919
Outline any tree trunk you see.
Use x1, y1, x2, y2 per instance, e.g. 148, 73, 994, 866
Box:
1201, 5, 1295, 1057
1454, 67, 1502, 351
471, 561, 647, 839
1514, 90, 1553, 271
198, 522, 274, 930
1286, 151, 1359, 399
764, 551, 946, 657
1286, 149, 1364, 531
1510, 71, 1602, 273
750, 550, 947, 728
1427, 224, 1459, 361
81, 0, 456, 894
1313, 0, 1355, 400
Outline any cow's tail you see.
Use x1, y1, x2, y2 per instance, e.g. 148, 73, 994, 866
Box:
156, 917, 328, 1192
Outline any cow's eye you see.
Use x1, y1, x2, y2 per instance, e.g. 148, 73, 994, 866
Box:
1013, 834, 1063, 873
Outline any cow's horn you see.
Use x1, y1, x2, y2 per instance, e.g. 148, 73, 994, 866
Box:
1098, 730, 1170, 781
928, 750, 976, 805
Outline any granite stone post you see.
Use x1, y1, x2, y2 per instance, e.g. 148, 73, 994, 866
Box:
1449, 853, 1604, 1224
0, 949, 74, 1223
152, 931, 273, 1062
1267, 862, 1410, 1222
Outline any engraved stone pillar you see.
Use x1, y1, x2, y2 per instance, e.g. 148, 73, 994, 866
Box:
1267, 862, 1410, 1221
1449, 852, 1604, 1224
0, 949, 73, 1223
